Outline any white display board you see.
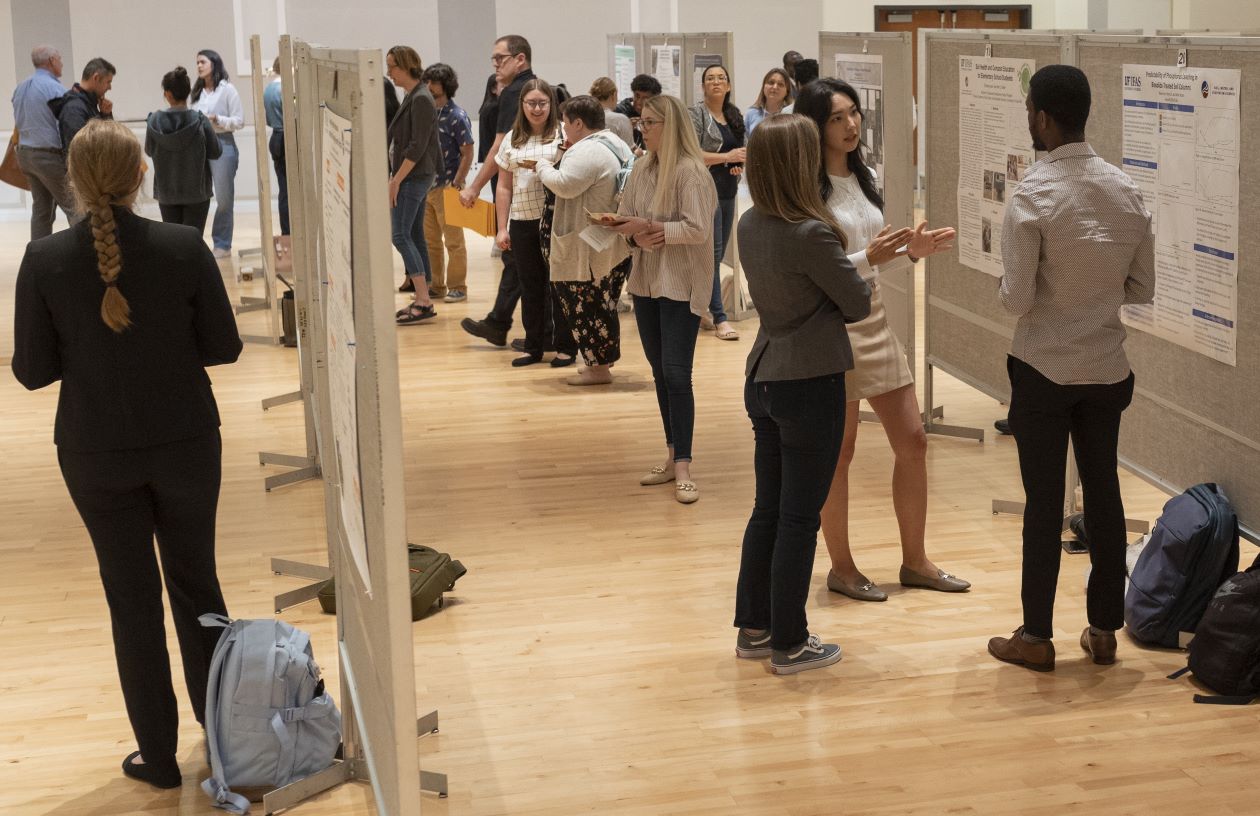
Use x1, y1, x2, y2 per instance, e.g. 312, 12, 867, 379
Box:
614, 44, 636, 100
956, 55, 1037, 278
653, 44, 682, 98
320, 106, 369, 587
691, 52, 724, 105
1120, 63, 1241, 366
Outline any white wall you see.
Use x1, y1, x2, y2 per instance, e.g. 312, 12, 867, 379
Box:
1171, 0, 1260, 31
0, 0, 16, 130
679, 0, 824, 110
493, 0, 632, 97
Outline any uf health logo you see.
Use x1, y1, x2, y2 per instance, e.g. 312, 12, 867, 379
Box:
1124, 75, 1142, 89
1202, 80, 1211, 98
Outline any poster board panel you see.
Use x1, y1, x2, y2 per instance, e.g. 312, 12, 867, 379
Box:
819, 32, 916, 375
1077, 35, 1260, 538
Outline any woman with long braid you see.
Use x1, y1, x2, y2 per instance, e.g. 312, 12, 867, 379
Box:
12, 118, 242, 789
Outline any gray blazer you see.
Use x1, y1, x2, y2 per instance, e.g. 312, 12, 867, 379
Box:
738, 209, 871, 382
388, 83, 441, 179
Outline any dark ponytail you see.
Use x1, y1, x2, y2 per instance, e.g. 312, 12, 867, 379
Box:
162, 66, 191, 103
704, 64, 745, 147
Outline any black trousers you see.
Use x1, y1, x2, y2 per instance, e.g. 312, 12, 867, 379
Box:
510, 218, 574, 356
158, 200, 212, 237
1007, 356, 1135, 638
57, 431, 229, 762
734, 373, 847, 650
484, 176, 523, 331
269, 130, 290, 235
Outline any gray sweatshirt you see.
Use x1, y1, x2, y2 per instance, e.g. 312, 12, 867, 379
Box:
145, 108, 221, 205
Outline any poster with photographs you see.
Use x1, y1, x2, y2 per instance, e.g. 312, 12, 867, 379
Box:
956, 55, 1036, 277
652, 44, 681, 99
835, 53, 885, 194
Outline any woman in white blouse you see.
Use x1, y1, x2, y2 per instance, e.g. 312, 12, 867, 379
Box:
795, 78, 969, 599
190, 49, 243, 258
613, 94, 716, 504
495, 78, 573, 367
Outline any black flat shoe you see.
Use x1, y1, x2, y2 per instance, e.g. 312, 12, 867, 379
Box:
398, 278, 415, 292
550, 354, 576, 368
511, 354, 543, 367
122, 751, 182, 789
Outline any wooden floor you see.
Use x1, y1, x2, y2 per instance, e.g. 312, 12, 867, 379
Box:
0, 207, 1255, 815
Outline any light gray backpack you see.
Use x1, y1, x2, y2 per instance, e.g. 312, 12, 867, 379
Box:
199, 614, 342, 815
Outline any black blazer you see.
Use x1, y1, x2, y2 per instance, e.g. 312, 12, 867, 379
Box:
12, 210, 242, 452
387, 83, 441, 179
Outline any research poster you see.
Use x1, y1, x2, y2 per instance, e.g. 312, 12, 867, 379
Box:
321, 107, 369, 587
614, 44, 636, 102
692, 53, 723, 106
835, 53, 885, 194
1120, 64, 1240, 366
956, 55, 1035, 277
652, 44, 681, 99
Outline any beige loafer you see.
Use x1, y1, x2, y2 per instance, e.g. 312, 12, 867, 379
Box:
899, 565, 971, 592
826, 570, 888, 602
639, 465, 675, 486
675, 481, 699, 504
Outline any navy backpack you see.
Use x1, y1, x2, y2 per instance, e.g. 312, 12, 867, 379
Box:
1124, 483, 1239, 649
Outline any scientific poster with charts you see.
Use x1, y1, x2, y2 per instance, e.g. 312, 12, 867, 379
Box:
835, 53, 885, 194
614, 45, 636, 102
1120, 64, 1241, 366
956, 55, 1036, 277
652, 44, 681, 99
321, 106, 369, 587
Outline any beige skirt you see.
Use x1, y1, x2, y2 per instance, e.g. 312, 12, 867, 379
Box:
844, 283, 914, 402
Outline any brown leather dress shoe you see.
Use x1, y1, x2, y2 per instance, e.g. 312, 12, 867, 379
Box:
1080, 627, 1117, 665
988, 626, 1055, 672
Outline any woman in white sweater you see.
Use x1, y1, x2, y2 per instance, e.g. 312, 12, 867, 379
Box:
536, 95, 633, 385
796, 78, 969, 600
190, 49, 243, 257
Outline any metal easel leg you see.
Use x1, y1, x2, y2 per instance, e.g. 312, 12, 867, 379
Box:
262, 390, 303, 410
923, 362, 985, 442
271, 558, 332, 613
417, 712, 448, 797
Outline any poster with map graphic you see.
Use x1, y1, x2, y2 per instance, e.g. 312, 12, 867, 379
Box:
1120, 64, 1240, 366
956, 56, 1036, 277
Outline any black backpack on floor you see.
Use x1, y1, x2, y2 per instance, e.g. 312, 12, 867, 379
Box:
1170, 552, 1260, 704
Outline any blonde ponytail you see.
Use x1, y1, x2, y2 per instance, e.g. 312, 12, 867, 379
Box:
66, 119, 144, 333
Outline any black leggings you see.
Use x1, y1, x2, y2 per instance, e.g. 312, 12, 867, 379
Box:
511, 218, 574, 355
158, 200, 212, 237
57, 431, 229, 763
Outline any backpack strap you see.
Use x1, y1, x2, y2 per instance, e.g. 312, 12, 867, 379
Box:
590, 133, 630, 170
200, 617, 252, 815
202, 777, 252, 815
1193, 693, 1258, 705
1167, 667, 1192, 680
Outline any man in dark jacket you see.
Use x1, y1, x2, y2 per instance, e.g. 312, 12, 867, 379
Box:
614, 74, 660, 152
49, 57, 115, 149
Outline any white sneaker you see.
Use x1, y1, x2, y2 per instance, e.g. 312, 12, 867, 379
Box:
212, 247, 231, 259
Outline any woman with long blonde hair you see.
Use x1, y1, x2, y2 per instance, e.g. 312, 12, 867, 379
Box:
731, 114, 871, 675
614, 94, 715, 504
12, 118, 242, 789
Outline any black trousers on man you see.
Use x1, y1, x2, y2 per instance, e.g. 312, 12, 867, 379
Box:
57, 431, 229, 763
1007, 355, 1134, 639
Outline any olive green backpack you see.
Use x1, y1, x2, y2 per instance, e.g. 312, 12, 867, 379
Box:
317, 545, 467, 621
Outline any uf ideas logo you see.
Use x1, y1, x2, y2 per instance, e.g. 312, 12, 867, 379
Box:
1124, 75, 1142, 89
1201, 80, 1211, 98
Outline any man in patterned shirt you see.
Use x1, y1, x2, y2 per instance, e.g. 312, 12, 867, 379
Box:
988, 64, 1154, 673
422, 62, 474, 302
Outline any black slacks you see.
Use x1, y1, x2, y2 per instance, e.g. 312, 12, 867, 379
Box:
510, 218, 574, 356
57, 431, 229, 762
158, 200, 212, 237
734, 373, 847, 650
1007, 356, 1134, 638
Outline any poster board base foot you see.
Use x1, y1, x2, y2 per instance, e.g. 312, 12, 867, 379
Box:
991, 497, 1150, 535
262, 760, 352, 815
270, 558, 332, 614
262, 390, 303, 410
926, 419, 985, 443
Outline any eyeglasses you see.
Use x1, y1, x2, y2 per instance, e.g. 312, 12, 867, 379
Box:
491, 53, 513, 65
635, 117, 663, 130
523, 100, 550, 110
705, 75, 729, 83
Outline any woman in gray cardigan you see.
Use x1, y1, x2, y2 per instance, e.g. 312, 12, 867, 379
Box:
732, 114, 870, 676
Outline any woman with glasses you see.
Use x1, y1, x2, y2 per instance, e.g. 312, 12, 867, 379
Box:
689, 63, 745, 342
614, 95, 715, 504
795, 78, 967, 601
494, 77, 574, 366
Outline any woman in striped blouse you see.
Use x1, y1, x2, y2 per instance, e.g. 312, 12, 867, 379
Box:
614, 94, 716, 504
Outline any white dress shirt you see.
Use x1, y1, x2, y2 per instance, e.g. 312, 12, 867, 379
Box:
192, 82, 244, 134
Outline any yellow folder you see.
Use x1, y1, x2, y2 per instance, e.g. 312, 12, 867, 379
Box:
443, 187, 496, 237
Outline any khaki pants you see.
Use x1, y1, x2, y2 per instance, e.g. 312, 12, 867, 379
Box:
424, 186, 467, 296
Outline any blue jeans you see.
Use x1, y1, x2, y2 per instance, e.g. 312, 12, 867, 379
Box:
734, 373, 847, 650
391, 174, 436, 282
633, 295, 700, 462
209, 135, 239, 250
709, 196, 736, 324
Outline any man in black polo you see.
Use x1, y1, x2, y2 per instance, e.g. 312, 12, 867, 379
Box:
459, 34, 535, 348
